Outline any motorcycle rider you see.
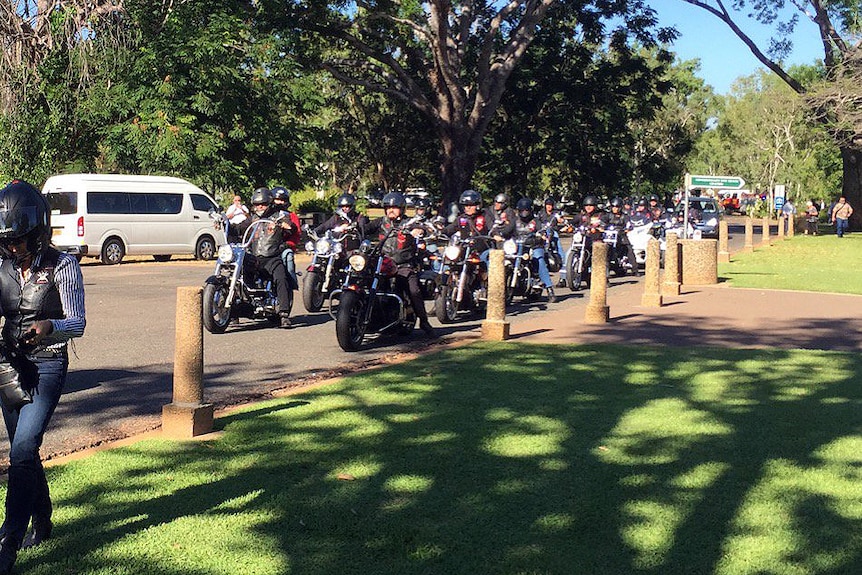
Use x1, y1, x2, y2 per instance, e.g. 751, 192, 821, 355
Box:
243, 187, 295, 329
408, 196, 444, 272
536, 197, 567, 286
313, 193, 368, 252
514, 197, 557, 303
575, 195, 607, 242
270, 186, 302, 290
606, 197, 640, 276
647, 193, 665, 222
363, 192, 435, 337
485, 192, 516, 244
630, 198, 652, 226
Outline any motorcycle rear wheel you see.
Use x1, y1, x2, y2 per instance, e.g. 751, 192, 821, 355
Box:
203, 283, 231, 334
336, 290, 368, 351
302, 270, 326, 313
435, 283, 459, 324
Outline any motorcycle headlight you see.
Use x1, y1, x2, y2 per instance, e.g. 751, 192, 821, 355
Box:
503, 239, 518, 256
444, 245, 461, 261
305, 240, 315, 252
348, 254, 368, 272
315, 238, 331, 255
217, 245, 234, 263
573, 231, 583, 243
333, 243, 343, 255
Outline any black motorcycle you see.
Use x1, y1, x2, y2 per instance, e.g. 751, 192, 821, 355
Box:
203, 213, 291, 333
603, 226, 635, 277
564, 225, 592, 291
331, 228, 417, 352
502, 236, 545, 303
434, 232, 490, 323
301, 223, 356, 313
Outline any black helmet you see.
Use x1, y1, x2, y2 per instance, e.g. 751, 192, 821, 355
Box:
251, 187, 273, 206
610, 197, 624, 208
271, 186, 290, 206
0, 179, 51, 260
382, 192, 406, 209
493, 192, 510, 207
515, 197, 533, 218
459, 189, 482, 208
582, 195, 598, 208
649, 194, 660, 203
414, 196, 432, 209
637, 199, 648, 207
544, 197, 556, 207
337, 193, 356, 208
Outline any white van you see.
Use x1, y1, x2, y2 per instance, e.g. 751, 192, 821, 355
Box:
41, 173, 226, 265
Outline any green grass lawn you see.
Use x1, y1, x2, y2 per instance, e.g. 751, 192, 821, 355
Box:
720, 231, 862, 294
13, 343, 862, 575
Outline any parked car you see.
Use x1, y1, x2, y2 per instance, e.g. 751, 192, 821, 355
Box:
676, 196, 722, 238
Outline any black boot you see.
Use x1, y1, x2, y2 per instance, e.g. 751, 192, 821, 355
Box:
546, 287, 557, 303
20, 517, 52, 550
0, 542, 17, 575
419, 319, 436, 337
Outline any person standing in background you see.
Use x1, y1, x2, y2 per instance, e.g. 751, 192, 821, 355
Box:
804, 201, 819, 235
225, 195, 250, 225
831, 196, 854, 237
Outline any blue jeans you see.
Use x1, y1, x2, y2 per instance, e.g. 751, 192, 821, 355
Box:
1, 354, 68, 547
531, 247, 553, 288
836, 218, 849, 237
280, 249, 298, 289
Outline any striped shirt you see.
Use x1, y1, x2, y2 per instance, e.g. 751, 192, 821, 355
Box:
2, 251, 86, 349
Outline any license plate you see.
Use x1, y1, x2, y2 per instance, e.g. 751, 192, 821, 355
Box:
52, 229, 62, 236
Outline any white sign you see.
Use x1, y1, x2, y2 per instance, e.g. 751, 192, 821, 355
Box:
774, 184, 786, 199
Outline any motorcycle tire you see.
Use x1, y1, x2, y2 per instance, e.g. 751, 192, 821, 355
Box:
302, 270, 326, 313
504, 268, 515, 306
202, 282, 231, 334
548, 253, 562, 273
435, 283, 459, 324
335, 290, 368, 352
567, 248, 591, 291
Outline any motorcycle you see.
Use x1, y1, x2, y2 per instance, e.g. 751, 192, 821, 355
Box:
627, 219, 664, 266
434, 232, 490, 324
563, 226, 592, 291
301, 223, 356, 312
330, 227, 417, 352
502, 235, 545, 303
538, 221, 564, 273
603, 226, 636, 277
203, 212, 291, 333
403, 216, 445, 301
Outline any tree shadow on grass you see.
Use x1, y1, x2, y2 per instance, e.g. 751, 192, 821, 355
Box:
19, 344, 862, 575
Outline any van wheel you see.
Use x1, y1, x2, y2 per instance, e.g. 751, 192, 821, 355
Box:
153, 255, 172, 262
100, 238, 125, 265
195, 236, 216, 260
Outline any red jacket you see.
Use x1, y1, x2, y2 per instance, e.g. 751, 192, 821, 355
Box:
280, 211, 302, 250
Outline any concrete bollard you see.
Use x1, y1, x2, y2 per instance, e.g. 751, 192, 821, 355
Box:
761, 216, 771, 246
661, 232, 681, 297
743, 218, 754, 253
777, 215, 785, 239
481, 249, 510, 340
718, 220, 730, 263
584, 241, 609, 323
640, 237, 663, 307
788, 216, 795, 237
680, 239, 718, 285
162, 286, 214, 438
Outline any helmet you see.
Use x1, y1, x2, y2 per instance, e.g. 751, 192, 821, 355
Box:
270, 186, 290, 206
251, 187, 272, 206
337, 193, 356, 208
493, 193, 510, 207
459, 189, 482, 208
413, 196, 432, 209
649, 194, 660, 203
515, 197, 533, 218
637, 199, 648, 208
610, 197, 624, 208
382, 192, 406, 210
544, 197, 556, 207
0, 180, 51, 260
582, 195, 598, 208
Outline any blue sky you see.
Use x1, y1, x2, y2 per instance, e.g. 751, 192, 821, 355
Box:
648, 0, 824, 94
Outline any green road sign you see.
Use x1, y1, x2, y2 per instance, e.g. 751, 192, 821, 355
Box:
687, 174, 746, 190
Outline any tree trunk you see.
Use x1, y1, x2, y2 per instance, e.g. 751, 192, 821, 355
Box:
437, 127, 478, 215
841, 146, 862, 231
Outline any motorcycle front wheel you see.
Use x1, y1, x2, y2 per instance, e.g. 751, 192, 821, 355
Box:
203, 282, 232, 333
336, 290, 368, 351
435, 283, 459, 324
302, 270, 326, 312
566, 248, 591, 291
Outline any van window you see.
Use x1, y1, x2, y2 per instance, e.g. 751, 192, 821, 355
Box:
191, 193, 218, 212
145, 193, 182, 214
46, 192, 78, 215
88, 192, 130, 214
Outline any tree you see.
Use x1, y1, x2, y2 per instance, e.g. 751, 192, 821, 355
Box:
262, 1, 674, 210
681, 0, 862, 228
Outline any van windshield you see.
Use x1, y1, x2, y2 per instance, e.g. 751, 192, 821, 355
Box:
46, 192, 78, 215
